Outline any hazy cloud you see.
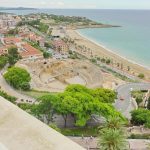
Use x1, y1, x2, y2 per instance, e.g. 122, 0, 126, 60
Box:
0, 0, 150, 9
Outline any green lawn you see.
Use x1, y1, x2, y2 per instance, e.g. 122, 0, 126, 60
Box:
21, 90, 52, 99
61, 126, 99, 137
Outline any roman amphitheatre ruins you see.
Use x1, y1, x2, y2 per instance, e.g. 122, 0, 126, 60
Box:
16, 59, 125, 92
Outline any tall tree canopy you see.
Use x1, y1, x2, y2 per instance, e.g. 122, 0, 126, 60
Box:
34, 84, 123, 127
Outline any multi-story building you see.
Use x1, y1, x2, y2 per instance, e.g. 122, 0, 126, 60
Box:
52, 39, 69, 53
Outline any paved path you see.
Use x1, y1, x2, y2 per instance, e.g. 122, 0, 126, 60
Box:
115, 83, 150, 119
0, 66, 36, 103
69, 137, 150, 150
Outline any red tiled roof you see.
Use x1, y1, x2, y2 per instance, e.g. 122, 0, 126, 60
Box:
3, 37, 22, 44
19, 44, 42, 58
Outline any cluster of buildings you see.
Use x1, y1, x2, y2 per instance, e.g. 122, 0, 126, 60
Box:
0, 14, 21, 34
19, 26, 45, 47
0, 13, 70, 60
0, 37, 43, 59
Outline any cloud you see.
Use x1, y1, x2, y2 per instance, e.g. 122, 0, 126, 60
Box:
40, 1, 47, 5
57, 1, 65, 6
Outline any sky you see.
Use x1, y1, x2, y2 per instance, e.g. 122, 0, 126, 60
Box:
0, 0, 150, 9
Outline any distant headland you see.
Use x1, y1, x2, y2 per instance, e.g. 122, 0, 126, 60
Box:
0, 7, 37, 10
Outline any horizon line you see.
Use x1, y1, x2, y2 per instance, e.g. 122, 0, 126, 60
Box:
1, 7, 150, 10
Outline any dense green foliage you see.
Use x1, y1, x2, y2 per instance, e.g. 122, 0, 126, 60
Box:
131, 109, 150, 128
0, 56, 8, 69
18, 20, 49, 33
25, 85, 123, 127
18, 103, 33, 110
40, 13, 101, 25
99, 129, 127, 150
4, 67, 31, 90
7, 46, 21, 65
44, 42, 52, 48
36, 94, 58, 124
98, 117, 127, 150
57, 85, 119, 127
0, 90, 16, 103
138, 73, 145, 79
131, 91, 146, 106
43, 51, 52, 59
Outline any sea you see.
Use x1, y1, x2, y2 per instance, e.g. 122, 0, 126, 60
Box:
1, 9, 150, 69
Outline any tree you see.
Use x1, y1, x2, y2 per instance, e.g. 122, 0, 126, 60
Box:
127, 66, 130, 71
4, 67, 31, 90
26, 85, 123, 128
44, 42, 52, 48
91, 88, 117, 103
43, 51, 52, 59
98, 117, 127, 150
102, 116, 126, 130
101, 58, 106, 63
56, 85, 123, 127
56, 93, 79, 127
7, 46, 21, 65
138, 73, 145, 79
91, 58, 97, 63
37, 94, 59, 124
0, 56, 8, 69
106, 59, 111, 65
98, 128, 127, 150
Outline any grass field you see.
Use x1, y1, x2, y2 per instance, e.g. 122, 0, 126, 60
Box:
61, 127, 99, 137
21, 90, 53, 99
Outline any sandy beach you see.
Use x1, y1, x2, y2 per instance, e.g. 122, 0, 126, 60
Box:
66, 29, 150, 81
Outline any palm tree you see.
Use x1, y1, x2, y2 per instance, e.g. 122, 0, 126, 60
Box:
98, 128, 127, 150
98, 117, 128, 150
102, 116, 125, 130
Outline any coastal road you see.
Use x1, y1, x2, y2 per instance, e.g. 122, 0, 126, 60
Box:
71, 47, 141, 82
0, 65, 36, 103
100, 63, 140, 81
115, 83, 150, 119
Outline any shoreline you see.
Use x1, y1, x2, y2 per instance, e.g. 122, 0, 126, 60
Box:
66, 29, 150, 81
76, 30, 150, 71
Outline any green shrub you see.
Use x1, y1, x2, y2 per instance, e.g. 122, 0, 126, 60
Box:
129, 134, 150, 139
131, 109, 150, 128
138, 73, 145, 79
49, 124, 61, 133
0, 56, 8, 69
4, 67, 31, 91
0, 90, 16, 103
43, 51, 52, 59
